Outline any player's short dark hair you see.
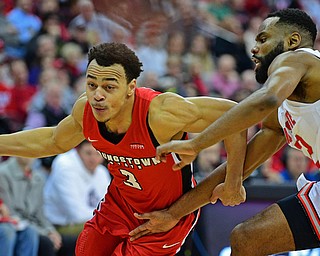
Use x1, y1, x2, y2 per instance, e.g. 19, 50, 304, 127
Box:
88, 42, 143, 83
268, 8, 317, 43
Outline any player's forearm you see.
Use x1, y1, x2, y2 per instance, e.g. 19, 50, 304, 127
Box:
168, 162, 227, 220
0, 128, 65, 157
190, 90, 278, 153
167, 129, 285, 220
224, 130, 247, 187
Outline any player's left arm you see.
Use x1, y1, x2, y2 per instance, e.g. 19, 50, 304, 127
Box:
150, 93, 247, 206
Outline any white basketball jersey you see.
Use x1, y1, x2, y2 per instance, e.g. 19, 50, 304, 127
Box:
279, 48, 320, 240
278, 48, 320, 168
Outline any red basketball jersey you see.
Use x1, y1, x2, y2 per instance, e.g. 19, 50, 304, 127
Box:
83, 87, 197, 236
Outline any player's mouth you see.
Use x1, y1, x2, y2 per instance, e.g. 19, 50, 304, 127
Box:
251, 56, 261, 71
92, 105, 107, 113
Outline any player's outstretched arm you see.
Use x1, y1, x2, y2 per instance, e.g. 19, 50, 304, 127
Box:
0, 96, 86, 158
156, 54, 305, 162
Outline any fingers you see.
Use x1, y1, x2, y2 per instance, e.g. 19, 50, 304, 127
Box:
129, 215, 153, 241
172, 161, 187, 171
129, 223, 149, 238
210, 199, 217, 205
129, 230, 151, 241
210, 195, 218, 204
156, 142, 174, 161
133, 212, 151, 220
210, 190, 218, 204
129, 213, 152, 240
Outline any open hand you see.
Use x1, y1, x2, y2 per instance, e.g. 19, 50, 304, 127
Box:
129, 209, 179, 241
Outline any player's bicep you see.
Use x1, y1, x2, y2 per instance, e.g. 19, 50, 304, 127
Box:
150, 94, 235, 142
183, 97, 237, 133
149, 93, 198, 142
53, 115, 85, 151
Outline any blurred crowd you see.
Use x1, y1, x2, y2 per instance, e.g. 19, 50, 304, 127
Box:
0, 0, 320, 255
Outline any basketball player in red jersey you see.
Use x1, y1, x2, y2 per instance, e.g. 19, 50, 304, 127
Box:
0, 42, 247, 255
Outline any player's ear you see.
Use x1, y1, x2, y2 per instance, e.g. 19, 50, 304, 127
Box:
288, 32, 301, 49
127, 79, 136, 96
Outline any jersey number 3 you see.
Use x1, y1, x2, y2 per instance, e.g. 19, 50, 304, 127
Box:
119, 169, 142, 190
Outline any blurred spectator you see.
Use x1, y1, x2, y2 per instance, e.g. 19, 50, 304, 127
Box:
25, 79, 68, 129
25, 12, 70, 71
0, 157, 77, 256
0, 42, 12, 134
139, 71, 161, 91
5, 0, 42, 58
6, 59, 37, 131
206, 0, 233, 25
100, 1, 134, 34
27, 34, 58, 85
240, 69, 260, 92
186, 60, 210, 96
1, 0, 14, 14
297, 0, 320, 28
243, 16, 263, 58
183, 33, 216, 87
250, 157, 283, 184
59, 42, 86, 84
209, 54, 241, 98
168, 0, 205, 50
0, 39, 12, 87
136, 26, 168, 82
0, 199, 39, 256
35, 0, 60, 19
166, 31, 186, 58
158, 55, 187, 95
72, 74, 86, 98
0, 80, 13, 134
231, 69, 260, 101
29, 67, 76, 115
194, 142, 224, 182
68, 0, 130, 45
243, 0, 269, 17
279, 146, 319, 183
44, 140, 111, 236
203, 0, 253, 72
67, 23, 90, 55
0, 2, 19, 51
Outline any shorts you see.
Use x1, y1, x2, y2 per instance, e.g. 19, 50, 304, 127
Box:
277, 174, 320, 250
75, 212, 198, 256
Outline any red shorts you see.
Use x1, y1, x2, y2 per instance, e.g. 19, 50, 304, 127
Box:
75, 213, 197, 256
75, 183, 198, 255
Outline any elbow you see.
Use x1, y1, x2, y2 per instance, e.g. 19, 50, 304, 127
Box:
257, 93, 281, 112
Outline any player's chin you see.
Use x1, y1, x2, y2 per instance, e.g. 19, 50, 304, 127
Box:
93, 113, 109, 123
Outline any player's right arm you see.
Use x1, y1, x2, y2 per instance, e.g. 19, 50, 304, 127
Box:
0, 95, 87, 158
156, 52, 306, 159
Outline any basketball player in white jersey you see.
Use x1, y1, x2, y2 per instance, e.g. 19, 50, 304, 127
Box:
129, 8, 320, 255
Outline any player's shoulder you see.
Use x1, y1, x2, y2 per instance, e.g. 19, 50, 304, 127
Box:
270, 49, 315, 72
276, 48, 317, 63
151, 91, 189, 109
